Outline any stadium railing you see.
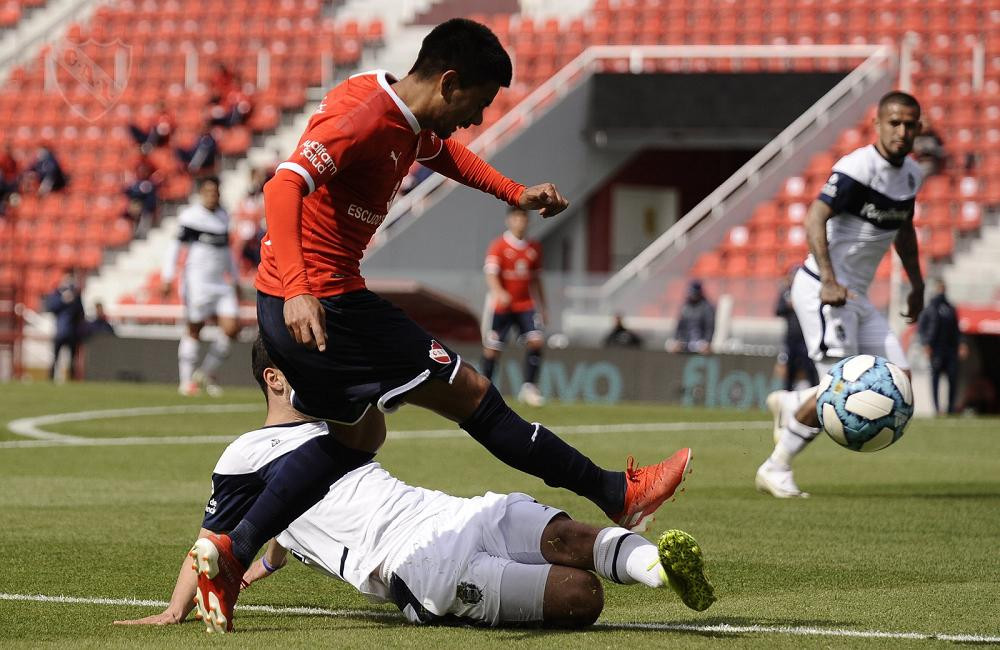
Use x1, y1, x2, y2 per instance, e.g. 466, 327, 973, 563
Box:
560, 45, 895, 319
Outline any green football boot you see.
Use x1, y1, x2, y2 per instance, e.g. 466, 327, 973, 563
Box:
656, 529, 716, 612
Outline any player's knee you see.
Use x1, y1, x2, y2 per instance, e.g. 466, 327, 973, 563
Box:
546, 569, 603, 628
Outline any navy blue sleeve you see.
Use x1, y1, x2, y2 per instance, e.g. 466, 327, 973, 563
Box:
201, 472, 265, 533
817, 171, 867, 214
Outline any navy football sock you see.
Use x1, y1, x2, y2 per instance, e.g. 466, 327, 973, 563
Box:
524, 348, 542, 385
460, 384, 625, 514
482, 356, 497, 381
228, 435, 375, 568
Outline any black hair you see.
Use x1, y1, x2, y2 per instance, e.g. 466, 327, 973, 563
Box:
878, 91, 920, 115
251, 335, 272, 399
197, 175, 220, 189
409, 18, 513, 88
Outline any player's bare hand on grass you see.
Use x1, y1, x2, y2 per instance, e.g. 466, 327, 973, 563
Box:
820, 281, 850, 307
113, 610, 184, 625
284, 294, 327, 351
241, 558, 280, 589
519, 183, 568, 217
901, 286, 924, 323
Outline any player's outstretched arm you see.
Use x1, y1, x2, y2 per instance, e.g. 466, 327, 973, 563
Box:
421, 139, 567, 216
113, 528, 214, 625
805, 199, 850, 306
893, 220, 924, 323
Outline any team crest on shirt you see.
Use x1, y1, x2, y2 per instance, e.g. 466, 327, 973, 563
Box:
428, 340, 451, 364
456, 582, 483, 605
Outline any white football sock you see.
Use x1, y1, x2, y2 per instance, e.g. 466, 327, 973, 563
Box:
199, 333, 232, 377
768, 415, 822, 469
593, 527, 665, 588
794, 386, 818, 405
178, 335, 199, 385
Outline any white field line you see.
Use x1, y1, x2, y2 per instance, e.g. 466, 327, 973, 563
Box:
1, 404, 770, 449
7, 404, 263, 441
2, 592, 997, 643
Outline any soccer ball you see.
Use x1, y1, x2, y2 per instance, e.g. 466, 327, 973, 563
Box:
815, 354, 914, 452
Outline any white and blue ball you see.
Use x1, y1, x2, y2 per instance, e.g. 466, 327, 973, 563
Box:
815, 354, 914, 452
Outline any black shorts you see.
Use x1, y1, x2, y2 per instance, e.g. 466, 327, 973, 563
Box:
484, 310, 543, 351
258, 290, 462, 424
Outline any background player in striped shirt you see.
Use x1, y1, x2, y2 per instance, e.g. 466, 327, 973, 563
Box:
756, 92, 926, 498
193, 19, 693, 631
161, 176, 241, 397
115, 338, 714, 632
481, 207, 547, 406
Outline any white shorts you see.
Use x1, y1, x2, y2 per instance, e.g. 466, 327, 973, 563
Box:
182, 281, 238, 324
791, 267, 907, 375
382, 493, 561, 626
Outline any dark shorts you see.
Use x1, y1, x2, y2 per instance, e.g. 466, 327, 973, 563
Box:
484, 310, 543, 351
258, 290, 462, 424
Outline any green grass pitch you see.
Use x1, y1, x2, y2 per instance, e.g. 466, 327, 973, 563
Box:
0, 381, 998, 648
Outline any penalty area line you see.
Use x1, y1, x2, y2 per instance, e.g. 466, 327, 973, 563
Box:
1, 403, 769, 449
1, 592, 997, 642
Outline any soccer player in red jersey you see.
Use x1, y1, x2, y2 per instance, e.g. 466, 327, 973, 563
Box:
481, 207, 547, 406
191, 19, 692, 632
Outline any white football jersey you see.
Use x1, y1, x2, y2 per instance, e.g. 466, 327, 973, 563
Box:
207, 421, 508, 604
161, 202, 237, 285
804, 144, 924, 294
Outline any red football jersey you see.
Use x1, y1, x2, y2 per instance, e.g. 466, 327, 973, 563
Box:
484, 232, 542, 313
255, 70, 526, 299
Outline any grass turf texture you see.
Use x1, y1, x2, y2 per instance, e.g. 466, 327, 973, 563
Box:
0, 381, 997, 648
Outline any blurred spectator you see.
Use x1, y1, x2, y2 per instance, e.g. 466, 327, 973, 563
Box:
176, 124, 220, 176
0, 143, 18, 214
775, 267, 818, 391
666, 280, 714, 354
210, 79, 254, 128
208, 63, 254, 128
27, 145, 68, 195
235, 167, 271, 269
913, 121, 945, 177
128, 102, 176, 153
122, 154, 164, 236
43, 269, 85, 381
603, 313, 643, 348
85, 302, 116, 338
209, 62, 237, 102
918, 278, 962, 415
